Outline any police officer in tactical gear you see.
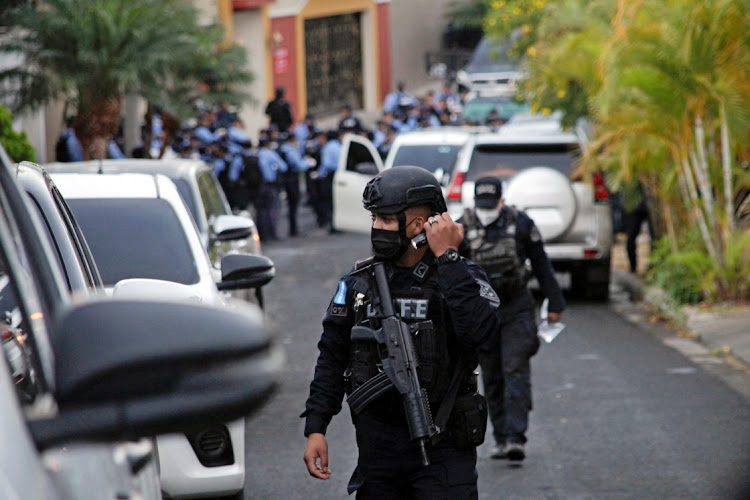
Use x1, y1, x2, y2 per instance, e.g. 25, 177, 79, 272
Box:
459, 176, 565, 461
302, 166, 501, 498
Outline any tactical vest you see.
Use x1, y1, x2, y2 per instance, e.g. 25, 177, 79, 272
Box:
464, 207, 526, 302
345, 259, 453, 408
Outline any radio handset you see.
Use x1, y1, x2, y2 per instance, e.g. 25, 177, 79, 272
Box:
411, 213, 440, 249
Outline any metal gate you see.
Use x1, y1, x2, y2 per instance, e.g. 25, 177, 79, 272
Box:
304, 13, 363, 117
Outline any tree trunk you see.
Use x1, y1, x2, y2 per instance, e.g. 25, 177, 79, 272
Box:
719, 102, 734, 234
74, 97, 122, 161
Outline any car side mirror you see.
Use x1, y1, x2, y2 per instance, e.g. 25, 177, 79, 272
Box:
217, 253, 275, 291
210, 215, 254, 243
355, 162, 379, 176
28, 297, 283, 449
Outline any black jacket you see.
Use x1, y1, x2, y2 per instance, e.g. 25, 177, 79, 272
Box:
301, 252, 500, 436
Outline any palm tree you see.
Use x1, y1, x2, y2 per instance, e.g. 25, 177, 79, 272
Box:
0, 0, 252, 160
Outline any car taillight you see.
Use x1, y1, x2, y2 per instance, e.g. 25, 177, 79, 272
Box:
583, 249, 600, 258
593, 172, 609, 200
448, 172, 466, 202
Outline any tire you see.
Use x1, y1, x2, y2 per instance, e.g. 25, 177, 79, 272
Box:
571, 261, 611, 301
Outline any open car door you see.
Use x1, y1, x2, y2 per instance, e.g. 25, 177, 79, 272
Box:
332, 134, 383, 233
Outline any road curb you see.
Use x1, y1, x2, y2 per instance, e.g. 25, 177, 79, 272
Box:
612, 269, 750, 370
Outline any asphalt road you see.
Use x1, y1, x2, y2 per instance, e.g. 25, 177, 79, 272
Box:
239, 206, 750, 500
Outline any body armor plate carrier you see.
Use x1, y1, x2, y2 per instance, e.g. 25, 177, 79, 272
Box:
464, 207, 526, 302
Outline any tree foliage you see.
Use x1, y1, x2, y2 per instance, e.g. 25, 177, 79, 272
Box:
0, 105, 35, 163
485, 0, 750, 302
0, 0, 253, 159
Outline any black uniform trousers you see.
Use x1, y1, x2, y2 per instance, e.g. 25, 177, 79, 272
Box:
281, 171, 300, 236
349, 413, 478, 500
479, 305, 539, 446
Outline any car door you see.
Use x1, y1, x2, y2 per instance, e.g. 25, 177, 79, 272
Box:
332, 134, 383, 234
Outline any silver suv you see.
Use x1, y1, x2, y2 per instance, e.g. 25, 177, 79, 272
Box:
446, 113, 613, 300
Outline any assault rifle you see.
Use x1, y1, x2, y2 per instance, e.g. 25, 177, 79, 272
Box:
348, 261, 437, 466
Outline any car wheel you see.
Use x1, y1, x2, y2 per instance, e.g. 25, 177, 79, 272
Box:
571, 262, 611, 302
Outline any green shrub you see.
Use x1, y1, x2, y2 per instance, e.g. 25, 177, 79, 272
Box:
0, 105, 36, 163
647, 232, 711, 304
713, 231, 750, 301
647, 229, 750, 304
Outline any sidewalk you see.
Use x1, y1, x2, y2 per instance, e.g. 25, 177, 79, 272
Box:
611, 234, 750, 371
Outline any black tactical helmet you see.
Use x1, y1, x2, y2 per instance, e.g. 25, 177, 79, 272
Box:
362, 165, 447, 214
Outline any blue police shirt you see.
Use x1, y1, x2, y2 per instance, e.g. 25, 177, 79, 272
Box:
257, 147, 288, 183
279, 142, 310, 173
194, 125, 217, 146
294, 123, 310, 154
227, 154, 245, 182
65, 130, 84, 161
318, 139, 341, 177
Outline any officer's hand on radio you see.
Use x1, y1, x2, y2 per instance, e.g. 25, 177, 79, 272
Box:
304, 433, 331, 480
424, 212, 463, 257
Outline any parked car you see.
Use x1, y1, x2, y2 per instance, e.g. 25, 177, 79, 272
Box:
455, 35, 522, 95
43, 158, 265, 306
14, 160, 161, 495
0, 145, 280, 499
332, 128, 477, 233
444, 113, 613, 300
50, 171, 275, 499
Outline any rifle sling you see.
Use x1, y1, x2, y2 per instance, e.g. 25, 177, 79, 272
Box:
432, 354, 467, 433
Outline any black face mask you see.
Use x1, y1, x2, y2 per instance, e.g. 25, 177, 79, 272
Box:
371, 227, 410, 260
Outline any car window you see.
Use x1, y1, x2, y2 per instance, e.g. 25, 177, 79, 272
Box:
51, 187, 102, 289
25, 188, 101, 292
67, 198, 200, 286
173, 178, 200, 226
346, 141, 377, 173
24, 195, 68, 288
197, 170, 229, 223
465, 143, 580, 182
390, 145, 461, 175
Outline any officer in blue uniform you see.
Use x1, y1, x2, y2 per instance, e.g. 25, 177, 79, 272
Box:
302, 166, 501, 498
279, 134, 310, 237
255, 137, 288, 242
459, 176, 565, 461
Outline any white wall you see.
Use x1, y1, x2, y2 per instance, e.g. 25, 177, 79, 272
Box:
388, 0, 455, 97
234, 10, 267, 143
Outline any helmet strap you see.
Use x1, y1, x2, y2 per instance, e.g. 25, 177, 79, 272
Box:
397, 212, 408, 241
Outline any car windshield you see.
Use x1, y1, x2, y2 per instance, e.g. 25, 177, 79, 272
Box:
469, 37, 512, 68
390, 145, 461, 175
465, 143, 579, 182
67, 198, 199, 286
462, 99, 529, 123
